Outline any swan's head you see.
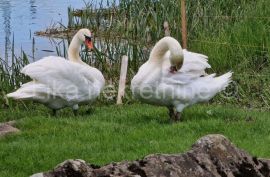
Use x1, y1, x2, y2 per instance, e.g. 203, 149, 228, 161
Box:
77, 28, 93, 50
169, 51, 184, 73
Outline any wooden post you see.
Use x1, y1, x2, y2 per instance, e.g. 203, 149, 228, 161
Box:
117, 56, 128, 104
181, 0, 187, 49
164, 21, 170, 36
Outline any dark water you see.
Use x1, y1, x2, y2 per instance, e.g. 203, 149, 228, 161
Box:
0, 0, 113, 61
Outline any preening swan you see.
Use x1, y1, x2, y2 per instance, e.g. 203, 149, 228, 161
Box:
7, 29, 105, 115
131, 37, 232, 122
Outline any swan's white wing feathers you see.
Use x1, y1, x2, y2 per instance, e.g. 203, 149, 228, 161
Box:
7, 81, 51, 100
160, 49, 232, 104
180, 49, 210, 73
21, 56, 100, 102
131, 37, 232, 112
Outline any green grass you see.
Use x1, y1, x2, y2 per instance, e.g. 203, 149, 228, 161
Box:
0, 1, 269, 175
0, 103, 270, 177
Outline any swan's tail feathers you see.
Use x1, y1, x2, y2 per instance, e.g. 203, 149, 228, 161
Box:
194, 71, 233, 103
215, 71, 233, 91
6, 82, 50, 101
7, 90, 35, 100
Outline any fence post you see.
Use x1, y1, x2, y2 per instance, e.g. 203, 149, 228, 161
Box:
181, 0, 187, 49
164, 21, 170, 36
117, 55, 128, 105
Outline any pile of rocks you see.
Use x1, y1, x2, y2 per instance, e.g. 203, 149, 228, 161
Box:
31, 134, 270, 177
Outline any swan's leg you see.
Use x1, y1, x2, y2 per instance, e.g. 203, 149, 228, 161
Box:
72, 104, 79, 116
86, 106, 94, 114
174, 104, 186, 122
168, 106, 175, 122
52, 109, 57, 116
73, 110, 78, 116
174, 112, 182, 122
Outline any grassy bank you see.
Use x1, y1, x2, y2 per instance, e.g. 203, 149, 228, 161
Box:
0, 1, 269, 177
0, 103, 270, 177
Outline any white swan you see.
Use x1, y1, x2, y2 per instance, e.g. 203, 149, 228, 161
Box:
7, 29, 105, 115
131, 37, 232, 122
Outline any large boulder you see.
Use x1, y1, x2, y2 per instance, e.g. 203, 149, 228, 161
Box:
31, 134, 270, 177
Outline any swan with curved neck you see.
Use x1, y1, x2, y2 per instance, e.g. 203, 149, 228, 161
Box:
7, 29, 105, 116
68, 29, 93, 63
131, 36, 232, 122
149, 36, 184, 73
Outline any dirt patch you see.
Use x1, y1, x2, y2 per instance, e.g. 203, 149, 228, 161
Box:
35, 27, 77, 39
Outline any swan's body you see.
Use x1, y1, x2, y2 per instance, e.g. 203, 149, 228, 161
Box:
7, 29, 105, 114
131, 37, 232, 121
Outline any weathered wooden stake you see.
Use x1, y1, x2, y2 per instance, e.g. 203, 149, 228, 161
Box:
164, 21, 170, 36
117, 55, 128, 105
181, 0, 188, 49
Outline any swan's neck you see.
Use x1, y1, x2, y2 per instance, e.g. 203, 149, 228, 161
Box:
149, 37, 183, 65
68, 34, 82, 63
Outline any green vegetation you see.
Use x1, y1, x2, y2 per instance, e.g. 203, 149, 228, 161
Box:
1, 0, 269, 109
0, 104, 270, 177
0, 43, 30, 107
68, 0, 270, 108
0, 1, 269, 176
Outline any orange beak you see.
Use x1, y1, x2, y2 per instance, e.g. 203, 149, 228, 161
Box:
85, 39, 93, 50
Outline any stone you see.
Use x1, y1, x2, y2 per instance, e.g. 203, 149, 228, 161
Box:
31, 134, 270, 177
0, 121, 20, 137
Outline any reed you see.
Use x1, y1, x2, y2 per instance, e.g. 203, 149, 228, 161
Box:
0, 49, 30, 107
64, 0, 270, 108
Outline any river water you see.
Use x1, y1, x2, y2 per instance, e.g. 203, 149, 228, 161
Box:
0, 0, 115, 61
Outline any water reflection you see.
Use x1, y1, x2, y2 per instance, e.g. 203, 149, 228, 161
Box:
29, 0, 37, 20
1, 0, 11, 62
0, 0, 116, 61
0, 0, 87, 60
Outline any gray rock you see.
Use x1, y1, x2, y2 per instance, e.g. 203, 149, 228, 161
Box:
31, 134, 270, 177
0, 121, 20, 137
